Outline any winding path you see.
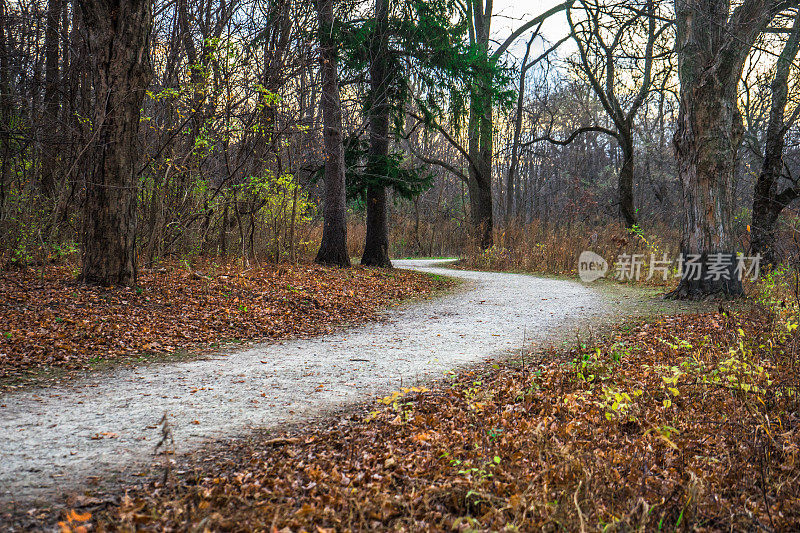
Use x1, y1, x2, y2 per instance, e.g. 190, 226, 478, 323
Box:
0, 260, 610, 505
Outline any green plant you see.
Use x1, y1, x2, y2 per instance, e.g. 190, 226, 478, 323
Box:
571, 348, 613, 383
609, 342, 632, 363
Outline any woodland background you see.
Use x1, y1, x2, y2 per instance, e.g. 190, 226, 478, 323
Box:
0, 0, 798, 294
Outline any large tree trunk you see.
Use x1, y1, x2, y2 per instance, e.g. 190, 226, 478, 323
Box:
314, 0, 350, 267
670, 76, 744, 298
750, 9, 800, 268
668, 0, 787, 299
79, 0, 153, 286
361, 0, 392, 267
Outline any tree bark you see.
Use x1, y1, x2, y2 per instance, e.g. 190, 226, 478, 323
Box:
619, 135, 636, 227
40, 0, 64, 198
314, 0, 351, 267
362, 185, 391, 266
668, 0, 789, 299
0, 0, 10, 216
750, 9, 800, 268
361, 0, 392, 267
79, 0, 153, 286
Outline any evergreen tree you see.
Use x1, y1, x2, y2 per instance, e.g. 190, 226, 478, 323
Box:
339, 0, 483, 263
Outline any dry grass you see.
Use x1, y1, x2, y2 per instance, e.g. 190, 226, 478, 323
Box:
456, 221, 681, 287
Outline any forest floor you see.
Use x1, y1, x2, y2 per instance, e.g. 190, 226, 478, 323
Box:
2, 260, 719, 530
0, 260, 452, 392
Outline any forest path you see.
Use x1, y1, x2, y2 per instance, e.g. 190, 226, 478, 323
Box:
1, 259, 615, 507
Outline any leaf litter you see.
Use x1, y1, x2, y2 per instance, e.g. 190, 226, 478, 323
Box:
0, 261, 453, 387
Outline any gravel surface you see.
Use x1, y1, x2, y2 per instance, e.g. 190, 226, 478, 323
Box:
0, 259, 611, 506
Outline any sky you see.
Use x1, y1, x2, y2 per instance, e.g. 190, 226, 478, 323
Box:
489, 0, 575, 61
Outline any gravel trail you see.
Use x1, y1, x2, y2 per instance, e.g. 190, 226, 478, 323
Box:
0, 260, 610, 505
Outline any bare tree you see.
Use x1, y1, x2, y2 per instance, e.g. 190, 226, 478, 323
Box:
504, 29, 569, 223
750, 8, 800, 267
566, 0, 667, 228
504, 31, 538, 224
422, 0, 572, 248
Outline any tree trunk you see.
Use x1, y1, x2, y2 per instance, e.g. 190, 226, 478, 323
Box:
505, 31, 543, 225
618, 136, 636, 228
670, 79, 744, 298
314, 0, 350, 267
668, 0, 786, 299
750, 9, 800, 268
219, 198, 229, 257
67, 0, 87, 139
79, 0, 153, 286
478, 90, 494, 249
40, 0, 64, 198
361, 0, 392, 267
505, 40, 531, 225
468, 1, 494, 250
362, 186, 391, 266
468, 81, 494, 249
0, 0, 10, 216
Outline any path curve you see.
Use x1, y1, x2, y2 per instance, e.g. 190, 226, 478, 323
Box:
0, 260, 608, 505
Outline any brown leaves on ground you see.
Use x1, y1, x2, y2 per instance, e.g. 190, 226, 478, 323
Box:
0, 262, 452, 382
99, 308, 800, 531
